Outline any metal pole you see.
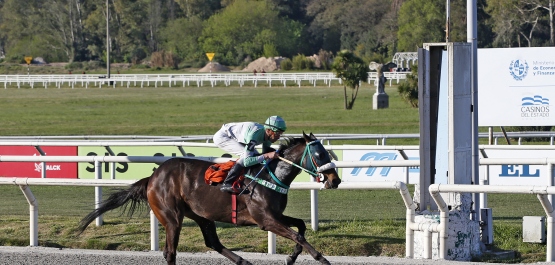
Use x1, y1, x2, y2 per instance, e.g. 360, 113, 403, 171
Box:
35, 147, 47, 178
268, 232, 276, 254
446, 0, 451, 42
468, 0, 479, 220
20, 185, 38, 246
150, 210, 159, 251
550, 163, 554, 206
106, 0, 110, 79
311, 186, 319, 231
488, 127, 493, 145
500, 127, 511, 145
548, 215, 555, 261
95, 160, 103, 226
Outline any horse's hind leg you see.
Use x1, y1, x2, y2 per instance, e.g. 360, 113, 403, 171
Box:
185, 213, 252, 265
163, 220, 183, 265
281, 216, 306, 265
150, 204, 184, 265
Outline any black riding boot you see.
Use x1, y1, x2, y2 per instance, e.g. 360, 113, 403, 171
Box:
220, 163, 246, 194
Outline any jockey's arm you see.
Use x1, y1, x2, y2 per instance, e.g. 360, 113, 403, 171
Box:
242, 141, 277, 167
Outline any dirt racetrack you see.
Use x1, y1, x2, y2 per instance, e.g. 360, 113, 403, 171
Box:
0, 246, 537, 265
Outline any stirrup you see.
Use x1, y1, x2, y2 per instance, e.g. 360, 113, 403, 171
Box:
220, 183, 249, 194
220, 183, 235, 193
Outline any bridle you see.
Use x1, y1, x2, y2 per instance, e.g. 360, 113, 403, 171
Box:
278, 140, 336, 183
245, 139, 337, 194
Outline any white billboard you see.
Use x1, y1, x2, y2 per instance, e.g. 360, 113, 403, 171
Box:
342, 148, 553, 186
478, 47, 555, 126
341, 149, 420, 184
480, 148, 555, 186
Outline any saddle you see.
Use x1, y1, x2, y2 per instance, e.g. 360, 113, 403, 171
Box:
204, 161, 245, 186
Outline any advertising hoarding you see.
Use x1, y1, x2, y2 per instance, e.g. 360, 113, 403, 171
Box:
480, 149, 555, 186
342, 148, 554, 186
341, 149, 420, 184
0, 146, 77, 178
78, 146, 230, 180
78, 146, 323, 181
2, 144, 550, 186
478, 47, 555, 126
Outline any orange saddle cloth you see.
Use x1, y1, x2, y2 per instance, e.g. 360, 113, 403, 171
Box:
204, 161, 237, 185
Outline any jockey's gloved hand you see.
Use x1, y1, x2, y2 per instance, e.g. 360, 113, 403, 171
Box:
262, 151, 279, 160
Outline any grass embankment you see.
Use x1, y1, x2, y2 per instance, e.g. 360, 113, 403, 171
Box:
0, 82, 548, 262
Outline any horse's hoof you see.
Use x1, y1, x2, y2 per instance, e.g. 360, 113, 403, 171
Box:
285, 256, 295, 265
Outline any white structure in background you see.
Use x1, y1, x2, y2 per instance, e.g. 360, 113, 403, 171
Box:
392, 52, 418, 70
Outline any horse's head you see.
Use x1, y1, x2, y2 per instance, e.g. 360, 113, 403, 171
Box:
277, 132, 341, 189
299, 132, 341, 189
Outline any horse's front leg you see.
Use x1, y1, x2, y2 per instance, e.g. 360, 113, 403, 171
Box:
280, 216, 307, 265
263, 215, 329, 265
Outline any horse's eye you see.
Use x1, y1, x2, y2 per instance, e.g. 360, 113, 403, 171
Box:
314, 151, 322, 159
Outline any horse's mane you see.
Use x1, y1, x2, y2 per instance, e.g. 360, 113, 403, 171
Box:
278, 137, 305, 155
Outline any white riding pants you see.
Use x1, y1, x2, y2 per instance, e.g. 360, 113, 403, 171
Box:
213, 126, 257, 166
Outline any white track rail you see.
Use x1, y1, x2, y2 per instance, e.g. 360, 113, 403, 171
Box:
0, 178, 420, 258
0, 72, 409, 89
429, 183, 555, 262
6, 153, 555, 260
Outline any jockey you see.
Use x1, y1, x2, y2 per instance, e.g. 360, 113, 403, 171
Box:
213, 116, 287, 193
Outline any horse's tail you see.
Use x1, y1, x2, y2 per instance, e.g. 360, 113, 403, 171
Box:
77, 176, 151, 234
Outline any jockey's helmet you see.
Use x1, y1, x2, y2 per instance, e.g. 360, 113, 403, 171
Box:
264, 116, 287, 132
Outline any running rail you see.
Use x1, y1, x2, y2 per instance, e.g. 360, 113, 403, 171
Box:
0, 72, 408, 89
290, 181, 418, 258
0, 178, 136, 248
0, 178, 422, 258
429, 183, 555, 262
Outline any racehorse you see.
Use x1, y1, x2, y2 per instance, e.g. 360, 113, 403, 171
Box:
77, 132, 341, 265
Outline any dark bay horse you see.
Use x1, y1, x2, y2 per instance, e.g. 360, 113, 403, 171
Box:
78, 132, 341, 265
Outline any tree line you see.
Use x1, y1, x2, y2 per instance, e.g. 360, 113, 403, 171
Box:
0, 0, 553, 68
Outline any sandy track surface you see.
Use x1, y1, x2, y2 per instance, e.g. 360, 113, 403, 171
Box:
0, 246, 540, 265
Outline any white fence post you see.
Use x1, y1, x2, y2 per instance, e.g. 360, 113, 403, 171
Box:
311, 176, 319, 231
19, 185, 38, 246
268, 232, 276, 254
150, 210, 159, 251
95, 160, 103, 226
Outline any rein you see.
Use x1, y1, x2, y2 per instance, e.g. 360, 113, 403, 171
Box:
244, 140, 336, 195
243, 149, 290, 195
277, 156, 318, 177
279, 140, 335, 182
243, 153, 289, 195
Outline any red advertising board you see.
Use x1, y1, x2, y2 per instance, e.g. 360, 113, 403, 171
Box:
0, 146, 78, 178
